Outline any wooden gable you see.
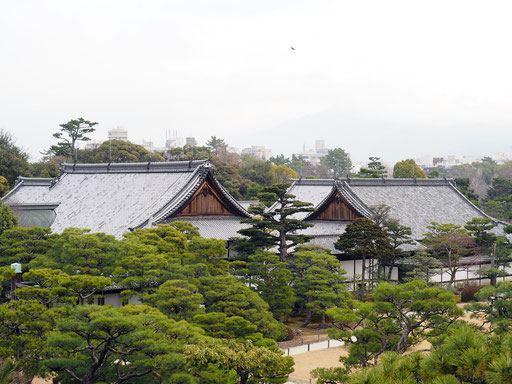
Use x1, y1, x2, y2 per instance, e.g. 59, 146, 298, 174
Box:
310, 190, 362, 221
175, 176, 238, 217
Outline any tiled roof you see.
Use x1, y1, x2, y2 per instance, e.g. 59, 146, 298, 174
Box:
3, 161, 249, 238
287, 178, 509, 248
166, 217, 249, 240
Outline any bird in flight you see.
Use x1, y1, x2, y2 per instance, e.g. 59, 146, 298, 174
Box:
291, 46, 295, 50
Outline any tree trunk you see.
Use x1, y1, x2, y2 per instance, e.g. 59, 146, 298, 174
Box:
237, 369, 249, 384
301, 296, 313, 327
279, 229, 287, 262
396, 330, 410, 353
386, 259, 395, 280
361, 256, 366, 282
319, 312, 327, 329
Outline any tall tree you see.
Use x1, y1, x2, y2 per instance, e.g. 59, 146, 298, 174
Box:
321, 148, 353, 177
392, 159, 426, 178
0, 130, 32, 188
233, 183, 314, 262
51, 118, 98, 159
289, 245, 348, 327
356, 157, 387, 178
206, 136, 227, 156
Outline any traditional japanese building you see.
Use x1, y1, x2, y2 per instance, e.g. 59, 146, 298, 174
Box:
281, 177, 511, 283
3, 161, 250, 240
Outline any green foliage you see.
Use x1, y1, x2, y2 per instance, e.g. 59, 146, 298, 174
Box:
484, 176, 512, 221
44, 304, 204, 384
355, 157, 387, 178
185, 339, 294, 384
34, 228, 118, 275
81, 139, 165, 163
422, 222, 477, 286
289, 245, 349, 327
393, 159, 426, 178
239, 155, 273, 186
326, 281, 461, 371
0, 226, 54, 266
334, 218, 393, 284
0, 130, 32, 188
454, 177, 480, 205
401, 249, 442, 283
336, 325, 512, 384
0, 201, 17, 237
145, 279, 204, 320
0, 299, 54, 379
242, 251, 296, 320
465, 281, 512, 334
198, 275, 287, 341
321, 148, 353, 177
270, 164, 297, 183
233, 183, 314, 262
29, 160, 60, 178
0, 176, 9, 197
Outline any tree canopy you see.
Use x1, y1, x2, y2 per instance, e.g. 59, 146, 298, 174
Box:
393, 159, 426, 178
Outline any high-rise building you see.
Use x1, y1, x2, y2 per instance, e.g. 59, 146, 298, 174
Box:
108, 127, 128, 141
186, 137, 197, 146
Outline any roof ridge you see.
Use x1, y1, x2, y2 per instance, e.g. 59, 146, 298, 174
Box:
59, 160, 208, 174
291, 178, 455, 186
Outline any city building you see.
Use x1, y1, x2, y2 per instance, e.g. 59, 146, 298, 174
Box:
185, 137, 198, 146
241, 145, 272, 161
108, 127, 129, 141
295, 139, 329, 165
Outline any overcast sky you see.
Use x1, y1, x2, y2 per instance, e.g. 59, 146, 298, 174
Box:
1, 0, 512, 164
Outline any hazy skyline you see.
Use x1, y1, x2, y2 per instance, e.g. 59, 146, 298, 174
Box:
1, 0, 512, 164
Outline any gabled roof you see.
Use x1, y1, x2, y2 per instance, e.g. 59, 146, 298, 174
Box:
286, 177, 507, 242
3, 161, 250, 238
304, 180, 374, 220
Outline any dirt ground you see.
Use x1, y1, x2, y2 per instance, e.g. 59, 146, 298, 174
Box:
289, 345, 349, 384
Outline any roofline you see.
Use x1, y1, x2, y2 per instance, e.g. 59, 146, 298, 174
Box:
292, 177, 456, 186
59, 160, 208, 174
